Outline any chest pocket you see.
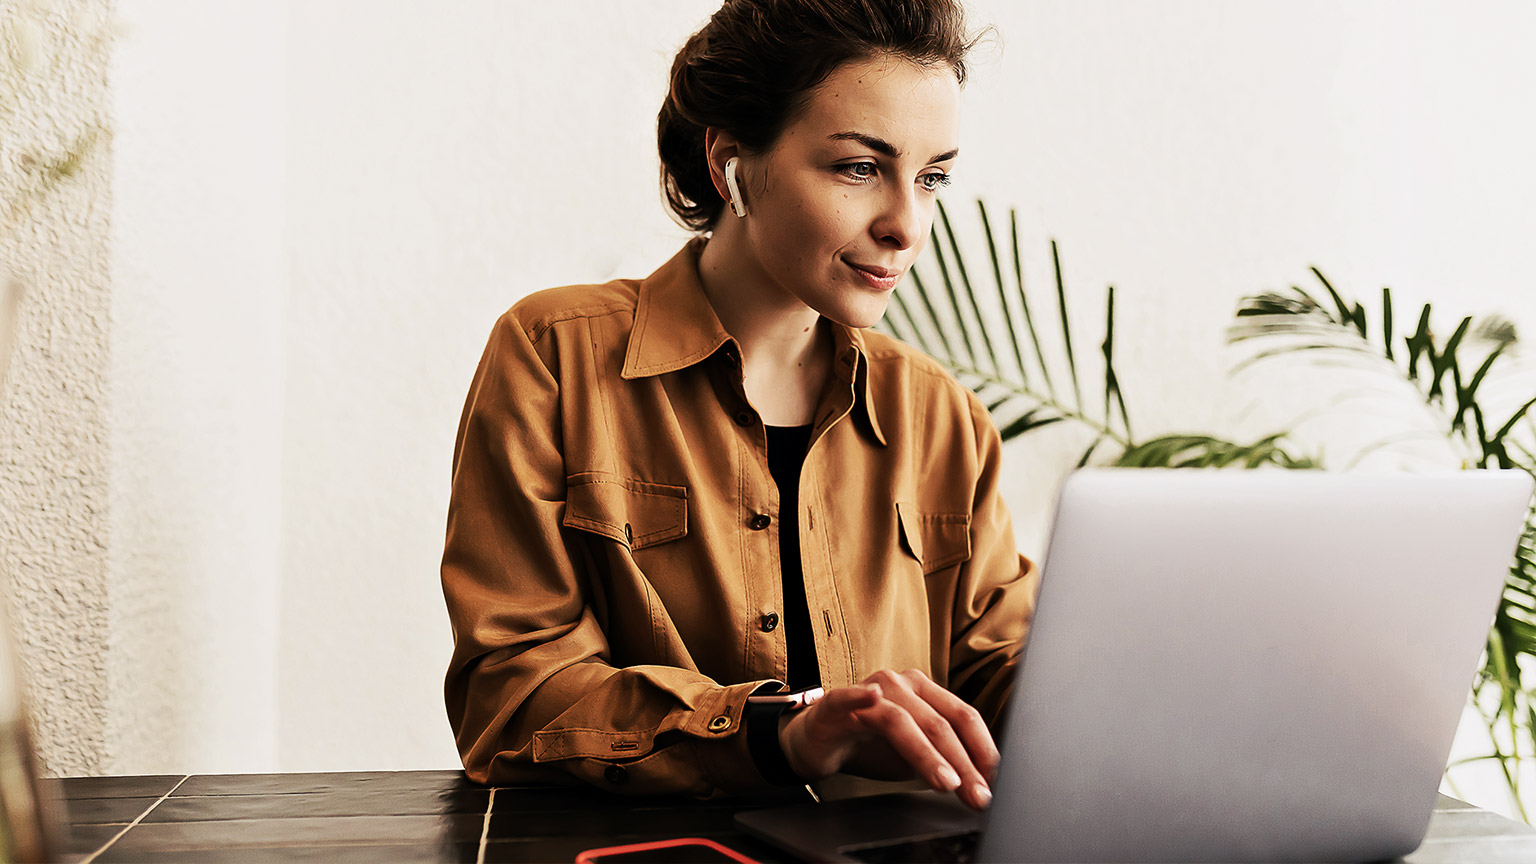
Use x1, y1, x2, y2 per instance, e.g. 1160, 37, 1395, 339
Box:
895, 501, 971, 574
563, 472, 688, 550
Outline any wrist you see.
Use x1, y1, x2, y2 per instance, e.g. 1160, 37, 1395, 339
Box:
777, 707, 827, 782
745, 700, 804, 786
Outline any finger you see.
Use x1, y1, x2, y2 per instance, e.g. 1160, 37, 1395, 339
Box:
850, 692, 966, 796
801, 684, 881, 739
780, 685, 882, 780
906, 672, 1001, 784
870, 675, 992, 811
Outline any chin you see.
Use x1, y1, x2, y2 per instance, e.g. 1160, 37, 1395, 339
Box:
828, 300, 891, 331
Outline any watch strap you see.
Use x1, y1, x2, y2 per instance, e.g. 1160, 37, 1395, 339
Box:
744, 700, 803, 787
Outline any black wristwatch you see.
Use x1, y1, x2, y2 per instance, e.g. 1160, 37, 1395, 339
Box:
744, 687, 824, 787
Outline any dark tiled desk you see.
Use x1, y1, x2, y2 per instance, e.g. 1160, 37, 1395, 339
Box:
53, 770, 1536, 863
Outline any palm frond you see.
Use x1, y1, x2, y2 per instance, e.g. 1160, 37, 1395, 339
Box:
1112, 433, 1316, 469
877, 199, 1134, 450
1102, 286, 1131, 439
928, 223, 980, 370
1051, 240, 1082, 410
978, 200, 1028, 387
936, 200, 1001, 377
1010, 208, 1056, 399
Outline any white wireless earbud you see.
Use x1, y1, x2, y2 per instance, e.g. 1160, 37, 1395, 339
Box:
724, 156, 747, 218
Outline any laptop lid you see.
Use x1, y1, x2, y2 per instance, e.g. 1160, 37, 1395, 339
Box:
979, 468, 1532, 863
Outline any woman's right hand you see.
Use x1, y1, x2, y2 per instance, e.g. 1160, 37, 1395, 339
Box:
777, 669, 998, 812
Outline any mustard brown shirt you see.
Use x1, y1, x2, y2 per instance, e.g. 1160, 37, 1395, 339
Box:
441, 238, 1040, 796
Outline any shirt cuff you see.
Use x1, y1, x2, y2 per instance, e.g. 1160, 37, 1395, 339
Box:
690, 680, 813, 799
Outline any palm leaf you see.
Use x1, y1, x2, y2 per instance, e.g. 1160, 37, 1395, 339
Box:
905, 267, 958, 362
1102, 286, 1131, 439
1051, 240, 1082, 410
1112, 433, 1315, 469
878, 200, 1132, 449
936, 200, 1001, 377
997, 408, 1066, 440
978, 200, 1028, 387
1010, 208, 1055, 399
928, 224, 979, 369
1382, 287, 1395, 362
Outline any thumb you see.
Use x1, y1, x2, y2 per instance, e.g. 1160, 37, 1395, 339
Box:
802, 684, 882, 737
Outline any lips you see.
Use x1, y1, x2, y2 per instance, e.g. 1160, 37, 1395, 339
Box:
844, 258, 901, 292
844, 260, 899, 279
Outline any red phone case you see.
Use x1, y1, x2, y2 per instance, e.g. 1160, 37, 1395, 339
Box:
575, 836, 761, 864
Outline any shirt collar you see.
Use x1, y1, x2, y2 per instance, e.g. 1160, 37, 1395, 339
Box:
621, 239, 888, 447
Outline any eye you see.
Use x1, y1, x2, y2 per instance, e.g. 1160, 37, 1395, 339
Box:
920, 172, 953, 192
836, 162, 878, 183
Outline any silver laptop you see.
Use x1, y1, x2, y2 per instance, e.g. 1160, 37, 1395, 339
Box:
736, 468, 1534, 863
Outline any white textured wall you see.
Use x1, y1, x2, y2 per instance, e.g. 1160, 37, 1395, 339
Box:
5, 0, 1536, 819
0, 0, 113, 777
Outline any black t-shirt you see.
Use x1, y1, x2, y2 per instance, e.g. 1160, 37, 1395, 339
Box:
765, 423, 821, 689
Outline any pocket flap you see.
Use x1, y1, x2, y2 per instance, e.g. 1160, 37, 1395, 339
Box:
896, 501, 971, 574
563, 473, 687, 550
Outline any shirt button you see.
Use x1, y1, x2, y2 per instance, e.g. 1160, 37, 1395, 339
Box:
708, 715, 732, 732
604, 764, 629, 785
623, 523, 633, 543
759, 612, 779, 632
749, 514, 771, 530
734, 411, 752, 427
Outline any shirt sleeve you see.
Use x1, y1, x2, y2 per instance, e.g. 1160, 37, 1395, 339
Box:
441, 311, 782, 796
945, 387, 1042, 732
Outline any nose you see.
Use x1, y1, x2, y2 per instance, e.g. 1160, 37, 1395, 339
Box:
870, 183, 924, 251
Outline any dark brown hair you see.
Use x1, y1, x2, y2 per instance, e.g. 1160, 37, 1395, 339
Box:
657, 0, 980, 232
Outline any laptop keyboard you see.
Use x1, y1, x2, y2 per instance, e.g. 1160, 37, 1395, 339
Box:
842, 830, 981, 863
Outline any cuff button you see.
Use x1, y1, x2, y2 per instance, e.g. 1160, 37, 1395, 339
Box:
708, 715, 732, 732
604, 764, 629, 785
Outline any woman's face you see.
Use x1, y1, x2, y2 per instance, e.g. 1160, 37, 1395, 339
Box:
736, 55, 961, 329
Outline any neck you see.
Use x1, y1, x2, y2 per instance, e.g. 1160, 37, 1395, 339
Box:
696, 229, 831, 383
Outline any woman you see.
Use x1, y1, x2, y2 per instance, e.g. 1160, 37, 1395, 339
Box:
441, 0, 1037, 813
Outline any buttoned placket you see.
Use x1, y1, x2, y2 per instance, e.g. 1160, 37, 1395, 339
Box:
798, 343, 863, 689
713, 342, 786, 686
714, 338, 866, 691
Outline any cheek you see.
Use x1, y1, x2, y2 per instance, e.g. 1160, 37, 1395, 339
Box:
803, 192, 859, 241
758, 181, 862, 269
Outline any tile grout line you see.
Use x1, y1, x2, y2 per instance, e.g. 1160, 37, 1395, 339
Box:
79, 774, 191, 864
475, 787, 497, 864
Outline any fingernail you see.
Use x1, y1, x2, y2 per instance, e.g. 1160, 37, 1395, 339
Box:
937, 766, 961, 790
972, 783, 992, 809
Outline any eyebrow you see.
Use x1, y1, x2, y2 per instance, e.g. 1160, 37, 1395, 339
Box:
827, 131, 958, 164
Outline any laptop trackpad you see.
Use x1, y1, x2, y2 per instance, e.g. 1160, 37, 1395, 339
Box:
734, 790, 983, 863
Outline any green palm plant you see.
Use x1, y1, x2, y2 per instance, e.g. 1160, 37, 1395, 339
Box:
1229, 276, 1536, 820
875, 198, 1314, 469
879, 199, 1536, 819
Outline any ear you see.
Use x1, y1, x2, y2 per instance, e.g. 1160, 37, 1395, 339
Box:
704, 128, 743, 210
